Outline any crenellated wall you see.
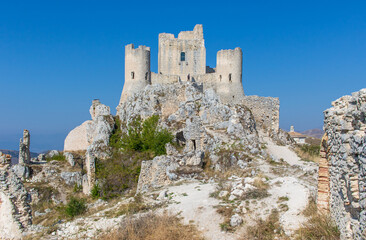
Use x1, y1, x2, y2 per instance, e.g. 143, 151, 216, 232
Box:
319, 88, 366, 240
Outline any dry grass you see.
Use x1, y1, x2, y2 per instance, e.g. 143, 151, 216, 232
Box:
241, 209, 288, 240
215, 204, 236, 232
100, 212, 205, 240
294, 200, 340, 240
294, 145, 321, 163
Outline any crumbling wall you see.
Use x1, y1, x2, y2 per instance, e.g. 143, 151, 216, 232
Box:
320, 88, 366, 240
242, 95, 280, 134
0, 152, 32, 239
18, 129, 30, 165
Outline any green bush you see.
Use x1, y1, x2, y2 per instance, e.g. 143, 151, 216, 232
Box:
300, 144, 320, 156
91, 184, 101, 199
120, 115, 174, 156
109, 116, 123, 149
65, 197, 86, 218
46, 153, 66, 162
95, 151, 153, 199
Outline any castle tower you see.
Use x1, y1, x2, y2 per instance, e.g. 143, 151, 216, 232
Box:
119, 44, 151, 104
215, 47, 245, 104
158, 24, 206, 81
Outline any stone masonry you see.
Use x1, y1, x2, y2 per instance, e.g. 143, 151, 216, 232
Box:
118, 25, 245, 106
0, 152, 32, 239
18, 129, 30, 165
319, 88, 366, 240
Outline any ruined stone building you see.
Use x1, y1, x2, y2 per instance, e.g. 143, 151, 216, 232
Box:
119, 24, 245, 105
317, 89, 366, 240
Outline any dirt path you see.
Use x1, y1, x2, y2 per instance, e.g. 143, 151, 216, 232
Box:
164, 181, 237, 240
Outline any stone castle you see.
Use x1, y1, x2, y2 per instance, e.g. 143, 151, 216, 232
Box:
119, 24, 245, 105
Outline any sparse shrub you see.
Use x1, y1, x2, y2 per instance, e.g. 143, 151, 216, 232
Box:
64, 197, 86, 218
101, 212, 204, 240
91, 184, 101, 199
215, 205, 235, 232
46, 153, 66, 162
242, 178, 270, 200
241, 210, 286, 240
95, 151, 153, 199
295, 144, 321, 162
243, 188, 269, 199
294, 200, 340, 240
300, 144, 320, 156
120, 115, 174, 156
109, 116, 123, 149
73, 183, 82, 193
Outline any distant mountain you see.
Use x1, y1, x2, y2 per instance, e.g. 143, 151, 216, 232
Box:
301, 129, 324, 139
0, 149, 38, 165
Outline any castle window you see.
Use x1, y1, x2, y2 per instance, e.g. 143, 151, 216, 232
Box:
219, 75, 222, 81
180, 52, 185, 61
229, 73, 232, 82
145, 72, 148, 80
131, 71, 135, 79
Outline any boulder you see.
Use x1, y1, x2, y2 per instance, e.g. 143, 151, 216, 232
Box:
230, 214, 243, 227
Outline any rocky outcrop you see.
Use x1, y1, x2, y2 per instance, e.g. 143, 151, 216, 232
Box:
82, 100, 114, 194
18, 129, 30, 165
319, 88, 366, 240
119, 82, 260, 192
0, 152, 32, 239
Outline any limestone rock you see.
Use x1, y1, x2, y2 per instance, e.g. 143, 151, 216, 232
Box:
37, 154, 46, 162
230, 214, 243, 227
64, 152, 75, 167
46, 150, 59, 159
60, 172, 82, 186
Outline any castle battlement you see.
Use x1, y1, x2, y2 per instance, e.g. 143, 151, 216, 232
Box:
119, 25, 245, 105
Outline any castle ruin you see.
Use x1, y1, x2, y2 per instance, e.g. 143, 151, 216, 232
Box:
119, 24, 245, 105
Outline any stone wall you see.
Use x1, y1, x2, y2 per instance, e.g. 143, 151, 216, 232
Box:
241, 95, 280, 134
0, 152, 32, 239
319, 88, 366, 240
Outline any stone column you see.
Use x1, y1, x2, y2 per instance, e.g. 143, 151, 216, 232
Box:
18, 130, 30, 165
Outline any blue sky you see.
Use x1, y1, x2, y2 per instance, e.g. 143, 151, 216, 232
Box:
1, 0, 365, 152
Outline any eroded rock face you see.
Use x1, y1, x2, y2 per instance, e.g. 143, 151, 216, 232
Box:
0, 152, 32, 239
83, 100, 114, 194
320, 88, 366, 240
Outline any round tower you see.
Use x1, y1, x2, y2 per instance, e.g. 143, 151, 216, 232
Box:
119, 44, 151, 104
215, 47, 245, 104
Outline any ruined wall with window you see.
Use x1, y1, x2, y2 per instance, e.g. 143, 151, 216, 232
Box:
158, 24, 206, 79
319, 88, 366, 240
